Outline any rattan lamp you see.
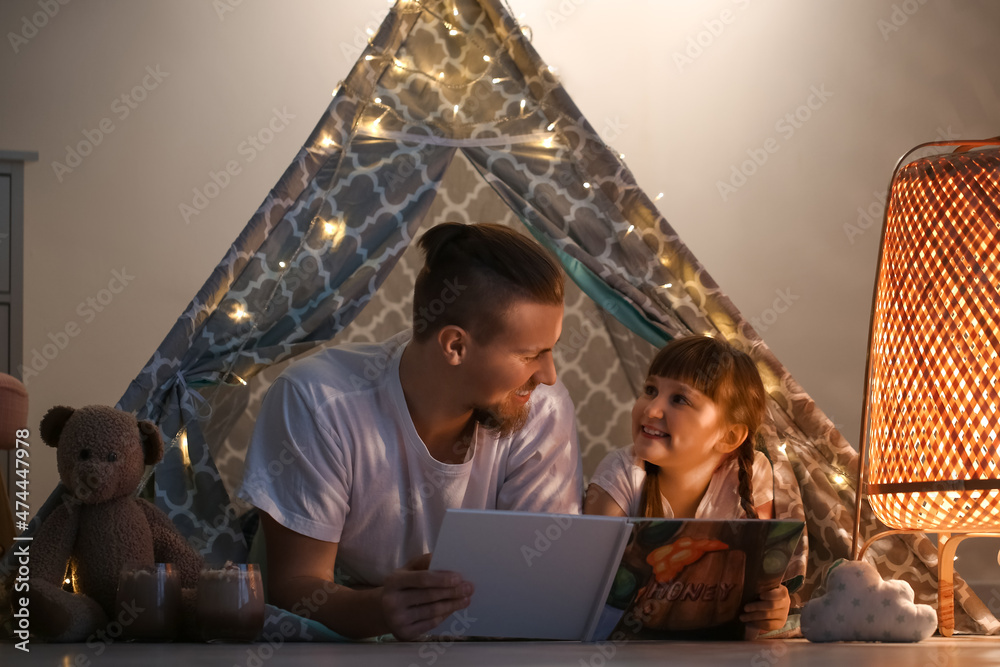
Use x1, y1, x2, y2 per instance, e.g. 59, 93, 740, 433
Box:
853, 139, 1000, 636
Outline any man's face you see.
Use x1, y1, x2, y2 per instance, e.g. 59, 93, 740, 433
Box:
464, 301, 564, 438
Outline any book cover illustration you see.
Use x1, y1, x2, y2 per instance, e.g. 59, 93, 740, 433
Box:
594, 519, 803, 641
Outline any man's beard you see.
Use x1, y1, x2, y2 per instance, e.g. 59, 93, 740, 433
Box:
473, 382, 536, 439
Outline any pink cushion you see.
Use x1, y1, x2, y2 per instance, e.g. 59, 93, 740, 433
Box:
0, 373, 28, 450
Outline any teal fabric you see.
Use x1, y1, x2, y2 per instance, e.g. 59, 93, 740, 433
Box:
521, 223, 672, 349
263, 604, 354, 642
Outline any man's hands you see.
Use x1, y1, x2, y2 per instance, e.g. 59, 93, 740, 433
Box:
740, 585, 790, 632
381, 553, 474, 641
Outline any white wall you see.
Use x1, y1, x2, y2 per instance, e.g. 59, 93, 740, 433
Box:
3, 0, 999, 597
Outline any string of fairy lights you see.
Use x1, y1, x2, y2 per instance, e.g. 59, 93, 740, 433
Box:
171, 218, 344, 466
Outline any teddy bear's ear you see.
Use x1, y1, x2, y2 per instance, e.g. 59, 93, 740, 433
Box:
39, 406, 75, 448
138, 420, 164, 465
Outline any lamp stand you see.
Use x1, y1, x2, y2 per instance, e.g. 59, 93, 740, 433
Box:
857, 529, 1000, 636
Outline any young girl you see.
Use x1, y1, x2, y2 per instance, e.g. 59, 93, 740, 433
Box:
583, 335, 790, 632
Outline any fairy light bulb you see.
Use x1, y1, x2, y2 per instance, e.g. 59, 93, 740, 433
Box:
520, 99, 526, 112
626, 225, 635, 234
654, 192, 664, 201
833, 474, 846, 486
546, 122, 556, 131
483, 55, 491, 62
374, 97, 382, 104
492, 77, 502, 84
660, 283, 672, 289
543, 137, 553, 148
323, 219, 347, 247
365, 55, 374, 61
278, 261, 286, 268
232, 306, 247, 321
179, 430, 191, 468
583, 182, 591, 189
321, 136, 334, 147
449, 29, 458, 35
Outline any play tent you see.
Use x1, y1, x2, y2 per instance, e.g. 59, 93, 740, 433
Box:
7, 0, 997, 634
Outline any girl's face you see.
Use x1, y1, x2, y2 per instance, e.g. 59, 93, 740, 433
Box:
631, 374, 735, 472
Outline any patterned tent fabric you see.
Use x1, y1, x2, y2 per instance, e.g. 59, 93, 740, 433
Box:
4, 0, 997, 635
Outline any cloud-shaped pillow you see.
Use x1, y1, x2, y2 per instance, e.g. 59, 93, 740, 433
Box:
801, 560, 937, 642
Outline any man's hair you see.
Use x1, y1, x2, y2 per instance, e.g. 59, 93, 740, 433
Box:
411, 222, 564, 343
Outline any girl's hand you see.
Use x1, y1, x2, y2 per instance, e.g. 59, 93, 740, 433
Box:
740, 585, 790, 632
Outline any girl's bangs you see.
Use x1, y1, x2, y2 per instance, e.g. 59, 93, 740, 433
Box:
647, 337, 735, 402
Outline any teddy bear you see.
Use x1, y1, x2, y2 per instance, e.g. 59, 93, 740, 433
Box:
28, 405, 204, 642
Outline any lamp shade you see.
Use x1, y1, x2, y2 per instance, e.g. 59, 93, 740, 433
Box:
866, 146, 1000, 532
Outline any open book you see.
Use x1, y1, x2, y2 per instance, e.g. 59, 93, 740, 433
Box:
428, 509, 804, 641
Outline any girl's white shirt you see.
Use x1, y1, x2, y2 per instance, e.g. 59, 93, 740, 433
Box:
590, 444, 773, 518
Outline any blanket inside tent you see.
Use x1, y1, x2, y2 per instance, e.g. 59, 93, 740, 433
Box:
5, 0, 997, 635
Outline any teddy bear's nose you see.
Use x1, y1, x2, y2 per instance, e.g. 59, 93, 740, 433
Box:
79, 449, 91, 461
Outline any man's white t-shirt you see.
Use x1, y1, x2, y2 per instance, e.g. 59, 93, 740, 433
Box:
238, 331, 583, 586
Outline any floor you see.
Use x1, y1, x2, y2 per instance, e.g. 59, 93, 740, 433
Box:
2, 637, 998, 666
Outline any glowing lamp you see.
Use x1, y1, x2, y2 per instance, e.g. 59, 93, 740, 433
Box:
854, 139, 1000, 636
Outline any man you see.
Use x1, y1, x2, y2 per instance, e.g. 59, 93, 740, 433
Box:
238, 222, 583, 640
